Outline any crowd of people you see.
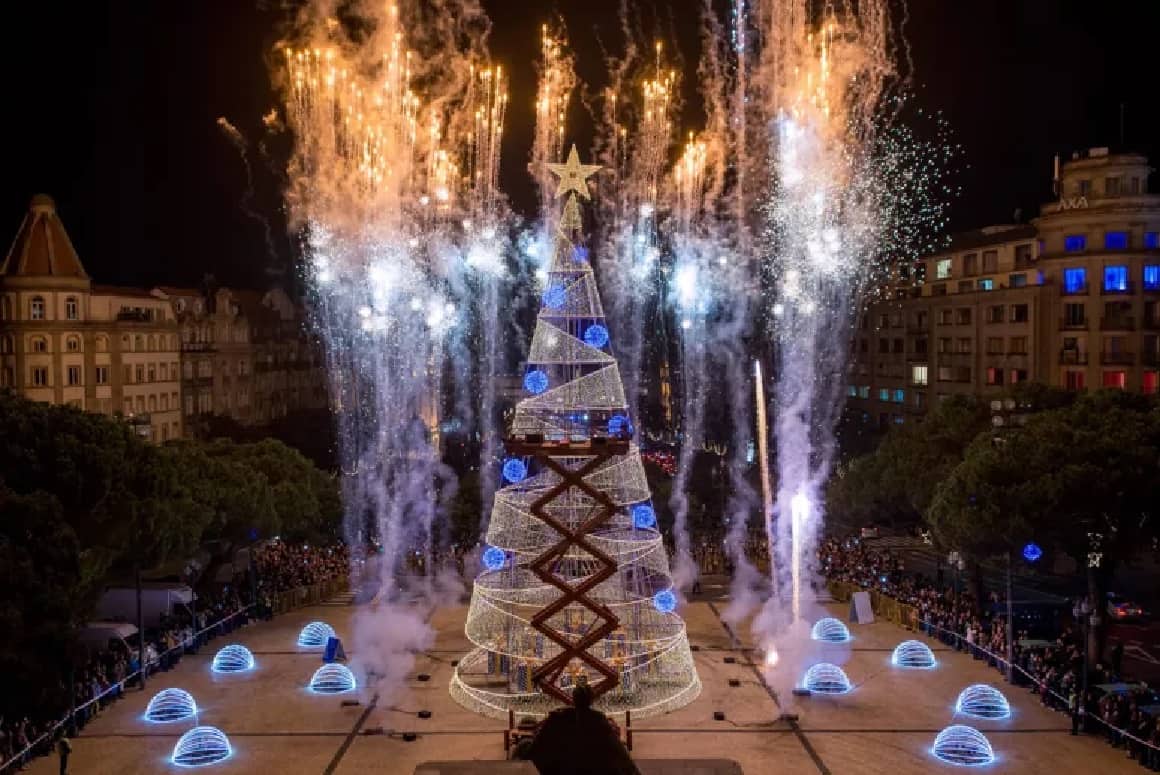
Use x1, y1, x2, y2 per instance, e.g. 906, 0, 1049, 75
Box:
817, 535, 1160, 770
0, 540, 348, 773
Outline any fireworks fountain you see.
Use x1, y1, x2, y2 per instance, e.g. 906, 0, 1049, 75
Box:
275, 0, 510, 702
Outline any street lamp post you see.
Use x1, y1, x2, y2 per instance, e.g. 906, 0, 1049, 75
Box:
991, 398, 1027, 685
1073, 597, 1093, 729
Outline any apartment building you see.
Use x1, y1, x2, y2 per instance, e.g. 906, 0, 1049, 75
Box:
849, 148, 1160, 425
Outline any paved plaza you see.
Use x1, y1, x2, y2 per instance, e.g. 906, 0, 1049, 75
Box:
34, 595, 1138, 774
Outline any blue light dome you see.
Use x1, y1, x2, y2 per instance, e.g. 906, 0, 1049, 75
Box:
802, 662, 852, 694
502, 458, 528, 483
811, 617, 851, 643
172, 726, 232, 767
607, 414, 630, 437
583, 323, 609, 349
310, 663, 357, 694
145, 688, 198, 723
955, 684, 1011, 719
892, 640, 936, 669
482, 546, 506, 571
1022, 542, 1043, 562
542, 284, 566, 309
297, 621, 335, 648
211, 644, 255, 674
653, 589, 677, 613
932, 725, 995, 766
631, 504, 657, 529
524, 369, 549, 394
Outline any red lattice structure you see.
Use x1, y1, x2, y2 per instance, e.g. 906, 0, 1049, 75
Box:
508, 437, 629, 705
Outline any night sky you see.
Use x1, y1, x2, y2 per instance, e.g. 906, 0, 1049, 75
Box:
3, 0, 1156, 290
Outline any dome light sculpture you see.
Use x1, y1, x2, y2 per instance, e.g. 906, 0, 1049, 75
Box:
802, 663, 852, 694
811, 617, 851, 643
171, 726, 232, 767
309, 664, 357, 694
297, 622, 336, 648
892, 640, 936, 669
145, 688, 198, 723
955, 684, 1011, 720
211, 645, 255, 674
450, 148, 700, 721
502, 458, 528, 483
482, 546, 506, 571
931, 724, 995, 766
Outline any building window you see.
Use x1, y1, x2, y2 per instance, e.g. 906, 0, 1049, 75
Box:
1102, 371, 1127, 389
65, 296, 78, 320
1144, 372, 1159, 395
878, 338, 889, 354
893, 415, 904, 425
932, 283, 947, 296
957, 338, 972, 353
184, 394, 194, 415
0, 367, 11, 387
31, 367, 48, 386
148, 395, 157, 412
977, 279, 994, 291
67, 365, 81, 386
135, 365, 144, 383
95, 366, 108, 384
956, 309, 972, 325
1104, 266, 1129, 292
1146, 232, 1159, 250
986, 337, 1003, 354
937, 366, 953, 382
1077, 180, 1091, 196
1011, 304, 1029, 323
66, 336, 80, 352
31, 336, 47, 353
911, 365, 928, 386
1064, 235, 1087, 252
0, 335, 11, 354
892, 389, 905, 403
1144, 266, 1160, 291
1014, 244, 1033, 266
937, 337, 951, 353
1009, 369, 1027, 384
986, 306, 1004, 323
892, 338, 904, 354
1065, 370, 1085, 391
857, 386, 870, 399
1063, 267, 1087, 294
938, 309, 953, 325
1104, 231, 1129, 250
847, 385, 857, 398
957, 280, 974, 294
148, 365, 156, 382
136, 396, 145, 413
1064, 303, 1085, 327
986, 367, 1004, 386
962, 254, 978, 276
30, 296, 45, 320
982, 251, 998, 273
878, 388, 890, 402
936, 258, 952, 279
95, 335, 107, 352
1009, 336, 1027, 354
1009, 273, 1027, 288
1105, 177, 1121, 196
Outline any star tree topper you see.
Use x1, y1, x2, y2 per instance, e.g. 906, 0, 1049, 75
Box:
547, 145, 602, 200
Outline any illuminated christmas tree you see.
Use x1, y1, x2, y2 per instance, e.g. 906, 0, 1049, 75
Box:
450, 147, 701, 719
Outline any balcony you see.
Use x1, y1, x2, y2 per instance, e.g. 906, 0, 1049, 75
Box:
1059, 317, 1088, 330
1061, 284, 1089, 296
1100, 316, 1136, 331
906, 351, 930, 362
1059, 350, 1088, 365
181, 341, 216, 353
1101, 281, 1136, 296
1144, 352, 1160, 367
1101, 351, 1136, 366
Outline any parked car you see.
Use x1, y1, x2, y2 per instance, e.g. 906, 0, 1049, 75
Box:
1107, 592, 1148, 621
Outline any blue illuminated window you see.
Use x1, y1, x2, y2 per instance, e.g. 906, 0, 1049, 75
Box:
1105, 231, 1129, 250
878, 388, 889, 402
1063, 267, 1086, 293
892, 389, 905, 403
977, 279, 994, 291
847, 385, 857, 397
1064, 235, 1086, 252
1104, 266, 1129, 292
1145, 266, 1160, 291
1146, 232, 1159, 249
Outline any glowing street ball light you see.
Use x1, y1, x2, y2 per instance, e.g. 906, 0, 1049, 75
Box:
892, 640, 937, 669
583, 323, 610, 349
608, 414, 630, 437
1022, 542, 1043, 563
632, 504, 657, 529
524, 369, 549, 395
802, 663, 852, 694
145, 688, 198, 723
931, 724, 995, 766
211, 644, 255, 674
811, 617, 851, 643
653, 589, 677, 613
309, 663, 357, 694
171, 726, 232, 767
482, 546, 506, 571
297, 621, 335, 648
955, 684, 1011, 720
502, 458, 528, 483
542, 284, 567, 309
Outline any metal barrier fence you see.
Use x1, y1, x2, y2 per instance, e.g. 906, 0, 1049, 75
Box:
1, 577, 349, 774
827, 579, 1160, 760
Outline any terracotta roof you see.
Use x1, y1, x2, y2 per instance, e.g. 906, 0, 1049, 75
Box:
1, 194, 88, 278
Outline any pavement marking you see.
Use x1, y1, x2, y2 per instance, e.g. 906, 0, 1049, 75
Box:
706, 602, 832, 775
322, 691, 379, 775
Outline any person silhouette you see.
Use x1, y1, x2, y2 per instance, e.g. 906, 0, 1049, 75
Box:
528, 683, 640, 775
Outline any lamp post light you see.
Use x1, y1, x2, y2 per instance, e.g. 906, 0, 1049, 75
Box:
1073, 597, 1094, 728
990, 398, 1028, 685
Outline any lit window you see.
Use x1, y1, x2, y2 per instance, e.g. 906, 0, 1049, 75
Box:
1103, 266, 1129, 292
67, 366, 81, 386
936, 259, 952, 279
66, 336, 80, 352
892, 389, 905, 403
1104, 232, 1129, 250
32, 367, 48, 386
986, 368, 1004, 386
1065, 371, 1085, 391
1144, 266, 1160, 291
893, 415, 904, 425
65, 297, 78, 320
878, 388, 890, 402
1064, 235, 1087, 252
1063, 267, 1087, 294
95, 366, 108, 385
911, 365, 928, 386
978, 279, 994, 291
1144, 372, 1159, 395
1146, 232, 1159, 249
1009, 369, 1027, 384
858, 386, 870, 399
30, 296, 45, 320
847, 385, 857, 398
1102, 371, 1127, 389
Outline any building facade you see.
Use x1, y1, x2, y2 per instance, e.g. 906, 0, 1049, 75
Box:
0, 195, 183, 441
849, 148, 1160, 425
